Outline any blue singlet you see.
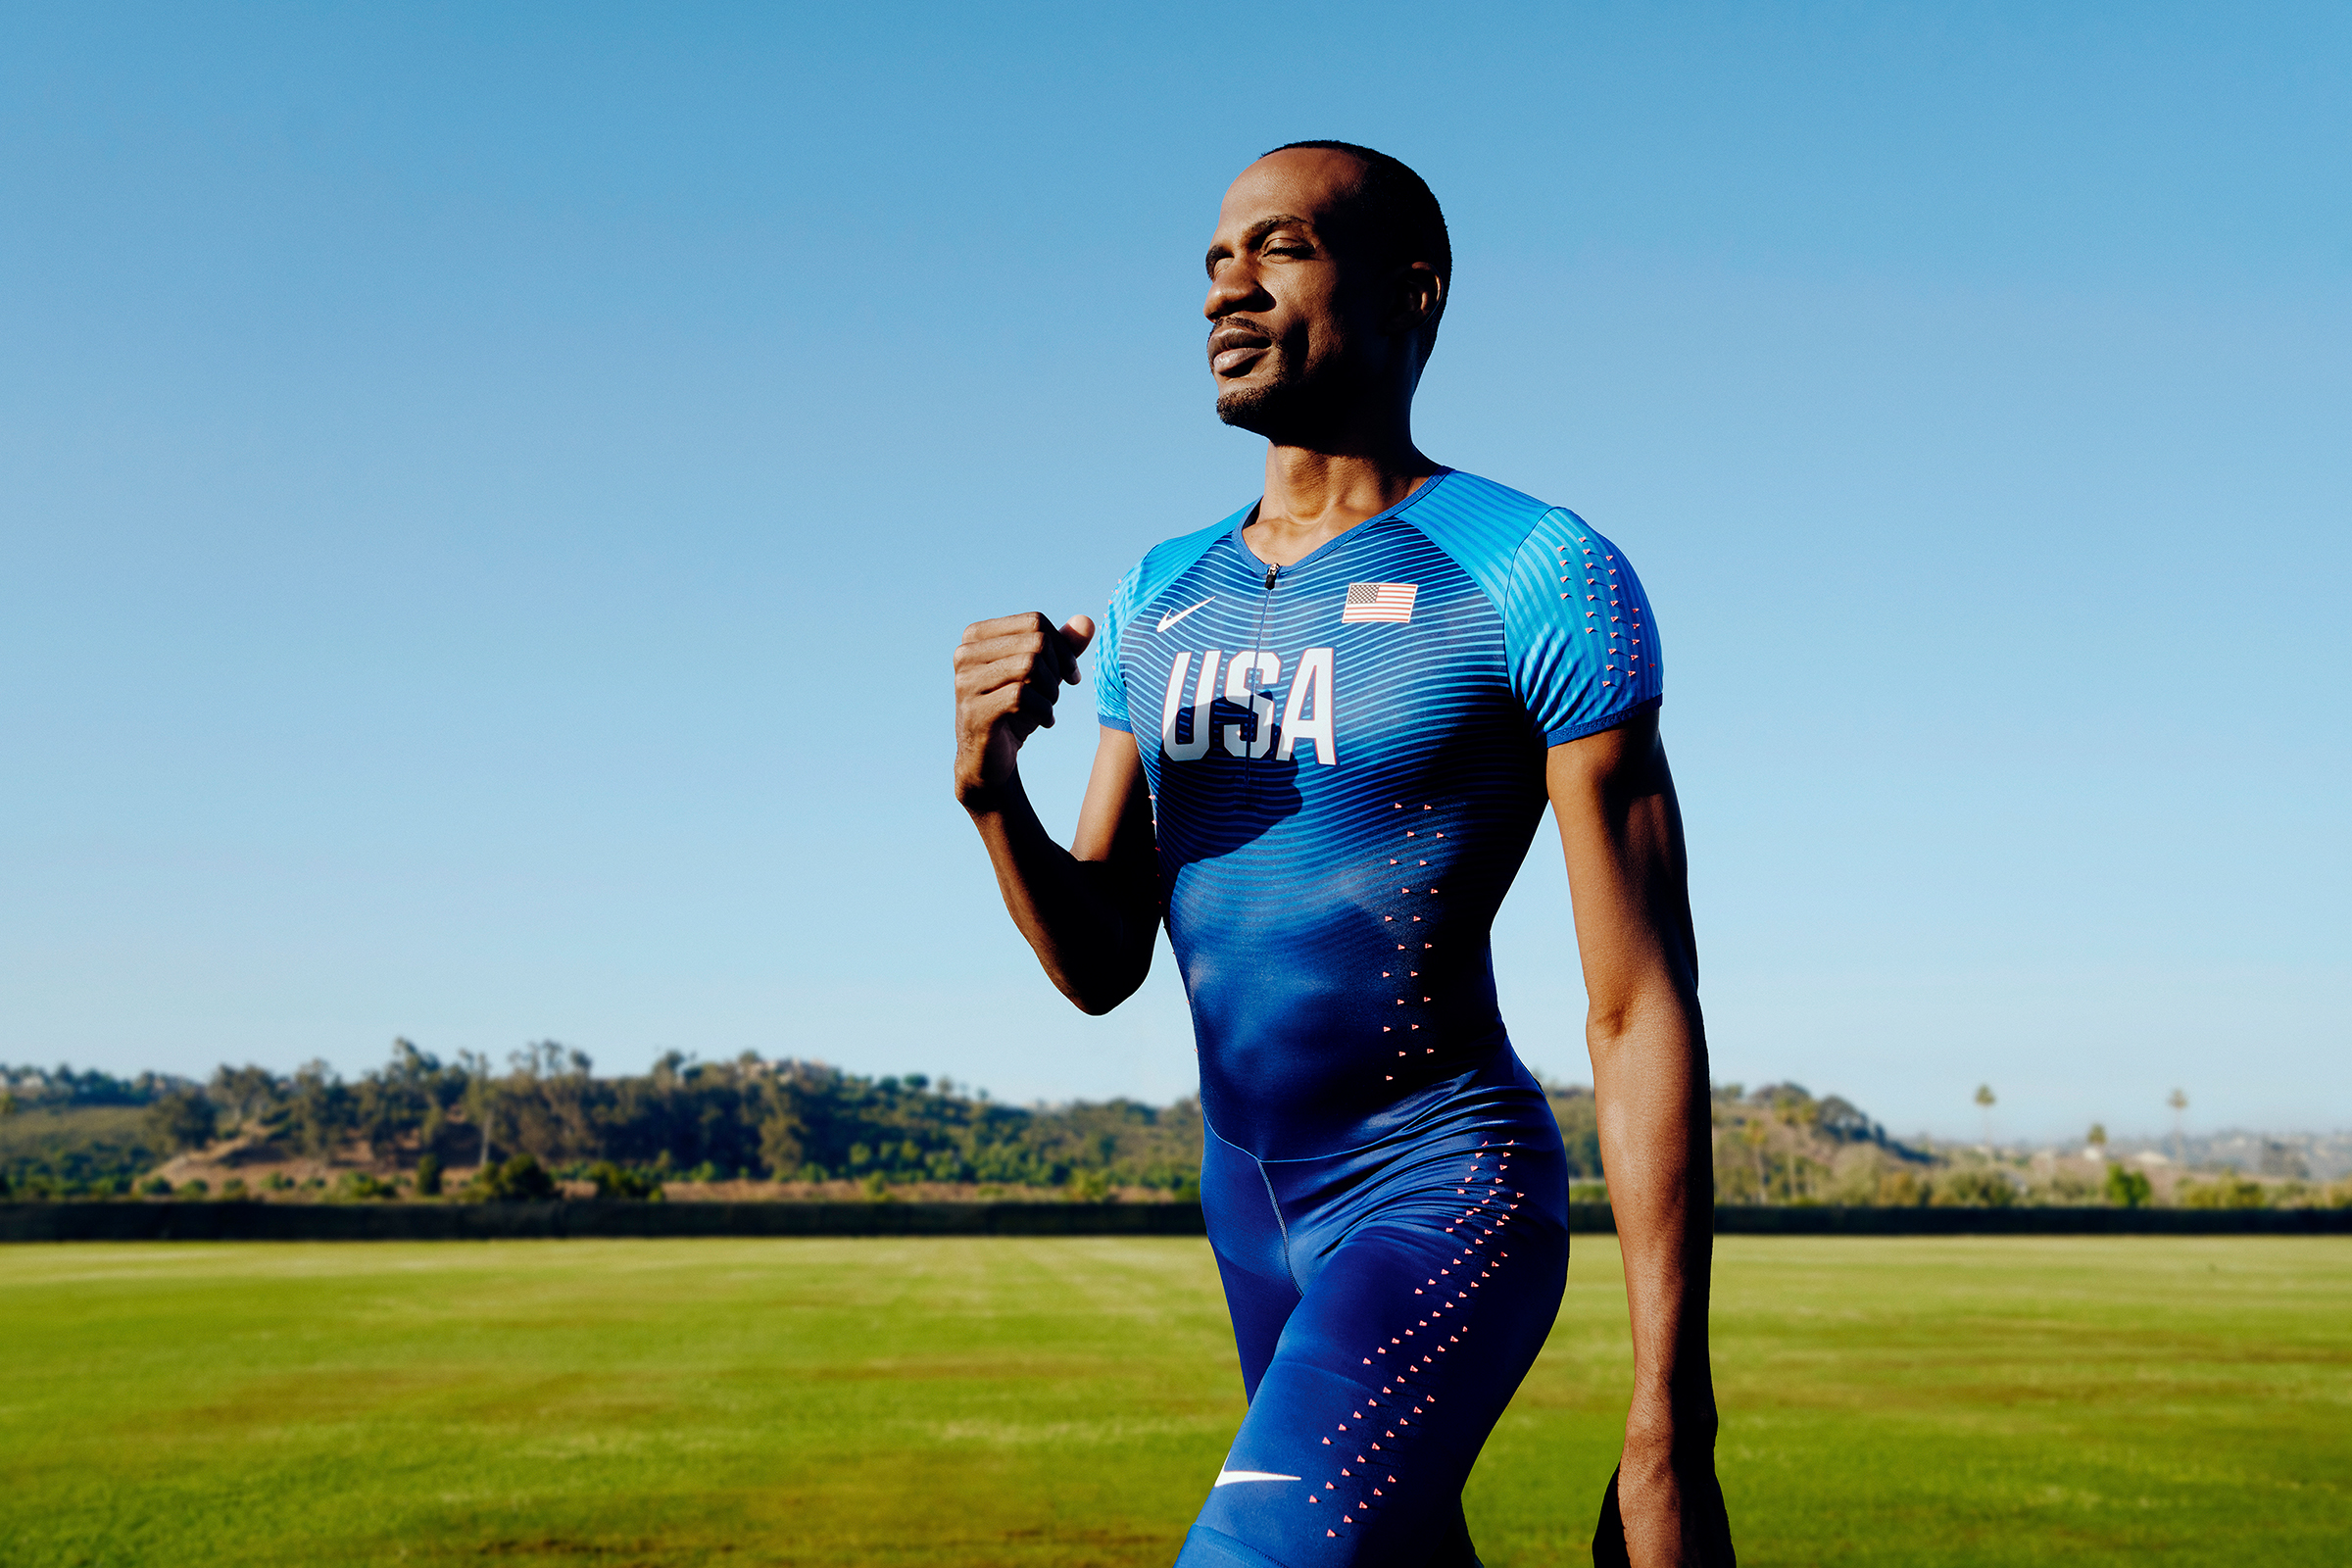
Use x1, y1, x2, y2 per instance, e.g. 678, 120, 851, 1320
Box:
1093, 469, 1663, 1567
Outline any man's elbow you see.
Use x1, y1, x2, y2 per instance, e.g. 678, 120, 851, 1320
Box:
1057, 956, 1151, 1016
1585, 981, 1702, 1057
1065, 984, 1137, 1018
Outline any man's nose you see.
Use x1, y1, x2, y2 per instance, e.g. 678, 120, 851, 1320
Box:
1203, 259, 1263, 319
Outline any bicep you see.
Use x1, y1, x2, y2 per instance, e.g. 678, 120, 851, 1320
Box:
1072, 725, 1154, 867
1544, 710, 1697, 1012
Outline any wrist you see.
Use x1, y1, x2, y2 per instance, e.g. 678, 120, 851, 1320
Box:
1624, 1385, 1718, 1459
956, 765, 1021, 817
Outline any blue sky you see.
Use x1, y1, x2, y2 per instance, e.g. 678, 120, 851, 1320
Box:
2, 3, 2345, 1141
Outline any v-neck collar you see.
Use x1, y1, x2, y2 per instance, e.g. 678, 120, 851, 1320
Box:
1230, 467, 1455, 574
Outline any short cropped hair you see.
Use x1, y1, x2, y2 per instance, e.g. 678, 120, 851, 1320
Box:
1264, 140, 1451, 354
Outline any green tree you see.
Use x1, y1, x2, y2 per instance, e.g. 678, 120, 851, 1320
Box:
1876, 1168, 1927, 1206
415, 1152, 443, 1197
2180, 1173, 2265, 1210
143, 1090, 218, 1152
2167, 1088, 2189, 1160
467, 1152, 557, 1202
2104, 1163, 2152, 1208
209, 1064, 281, 1134
334, 1170, 397, 1200
1932, 1166, 2017, 1208
585, 1160, 660, 1200
760, 1097, 809, 1176
1974, 1084, 1996, 1147
289, 1061, 348, 1159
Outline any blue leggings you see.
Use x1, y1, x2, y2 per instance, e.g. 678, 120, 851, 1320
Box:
1176, 1070, 1571, 1568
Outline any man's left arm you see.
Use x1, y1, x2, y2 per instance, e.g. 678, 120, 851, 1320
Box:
1547, 708, 1734, 1567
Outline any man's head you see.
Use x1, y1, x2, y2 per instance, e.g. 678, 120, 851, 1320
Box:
1203, 141, 1450, 443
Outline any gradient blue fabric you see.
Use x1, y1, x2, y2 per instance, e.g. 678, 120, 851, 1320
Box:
1183, 1055, 1569, 1567
1094, 469, 1661, 1159
1090, 468, 1657, 1566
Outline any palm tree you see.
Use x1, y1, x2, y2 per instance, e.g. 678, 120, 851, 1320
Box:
2167, 1088, 2188, 1161
1975, 1084, 1996, 1149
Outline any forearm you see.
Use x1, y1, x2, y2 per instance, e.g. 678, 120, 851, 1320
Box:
1550, 715, 1728, 1560
964, 767, 1153, 1014
1591, 988, 1717, 1451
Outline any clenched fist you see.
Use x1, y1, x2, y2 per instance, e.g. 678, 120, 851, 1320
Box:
953, 612, 1097, 809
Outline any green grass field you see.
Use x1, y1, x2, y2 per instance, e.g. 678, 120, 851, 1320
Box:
3, 1236, 2346, 1566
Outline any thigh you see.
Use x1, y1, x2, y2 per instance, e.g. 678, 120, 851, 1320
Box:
1182, 1136, 1570, 1567
1202, 1121, 1300, 1399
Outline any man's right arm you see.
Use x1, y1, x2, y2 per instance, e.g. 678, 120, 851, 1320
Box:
953, 612, 1159, 1014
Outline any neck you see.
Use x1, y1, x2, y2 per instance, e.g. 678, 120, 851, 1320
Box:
1248, 412, 1437, 567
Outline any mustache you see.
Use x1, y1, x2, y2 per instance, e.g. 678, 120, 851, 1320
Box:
1207, 317, 1274, 351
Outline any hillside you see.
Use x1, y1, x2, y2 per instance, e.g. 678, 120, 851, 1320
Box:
0, 1104, 162, 1189
5, 1051, 2345, 1208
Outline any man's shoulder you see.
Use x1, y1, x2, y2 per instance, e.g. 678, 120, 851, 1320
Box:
1399, 469, 1571, 560
1108, 507, 1248, 622
1395, 468, 1584, 607
1131, 512, 1239, 581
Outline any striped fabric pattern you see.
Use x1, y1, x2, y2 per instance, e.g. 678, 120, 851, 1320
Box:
1094, 471, 1663, 1161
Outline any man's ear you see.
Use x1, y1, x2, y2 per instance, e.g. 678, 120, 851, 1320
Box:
1393, 261, 1443, 339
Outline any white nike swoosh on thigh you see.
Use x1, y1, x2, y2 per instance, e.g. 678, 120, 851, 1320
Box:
1213, 1470, 1300, 1487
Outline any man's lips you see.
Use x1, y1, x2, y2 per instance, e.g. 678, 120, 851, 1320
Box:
1208, 324, 1272, 376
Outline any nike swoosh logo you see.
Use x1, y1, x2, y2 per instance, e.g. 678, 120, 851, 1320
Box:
1213, 1471, 1300, 1487
1157, 596, 1214, 633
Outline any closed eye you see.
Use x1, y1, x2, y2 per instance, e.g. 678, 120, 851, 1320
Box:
1207, 214, 1317, 275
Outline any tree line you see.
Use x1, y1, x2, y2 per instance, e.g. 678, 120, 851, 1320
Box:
2, 1043, 1216, 1198
1706, 1081, 2351, 1209
10, 1053, 2337, 1207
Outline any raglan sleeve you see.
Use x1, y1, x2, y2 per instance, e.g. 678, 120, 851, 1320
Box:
1503, 508, 1664, 746
1092, 560, 1144, 734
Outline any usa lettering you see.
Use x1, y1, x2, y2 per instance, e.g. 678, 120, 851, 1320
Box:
1159, 648, 1338, 764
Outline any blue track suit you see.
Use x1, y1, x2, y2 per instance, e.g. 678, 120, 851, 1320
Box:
1093, 470, 1663, 1568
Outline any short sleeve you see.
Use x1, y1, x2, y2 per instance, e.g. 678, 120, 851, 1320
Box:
1503, 509, 1663, 746
1092, 561, 1143, 734
1089, 515, 1234, 737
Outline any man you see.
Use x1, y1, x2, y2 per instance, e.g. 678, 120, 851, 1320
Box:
952, 142, 1733, 1568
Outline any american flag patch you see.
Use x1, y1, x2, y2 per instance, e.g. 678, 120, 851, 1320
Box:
1342, 582, 1418, 623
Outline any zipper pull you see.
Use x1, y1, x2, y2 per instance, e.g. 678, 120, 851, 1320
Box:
1264, 563, 1278, 591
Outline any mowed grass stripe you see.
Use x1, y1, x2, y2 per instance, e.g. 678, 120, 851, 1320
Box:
2, 1239, 1243, 1568
3, 1236, 2346, 1566
1693, 1238, 2352, 1566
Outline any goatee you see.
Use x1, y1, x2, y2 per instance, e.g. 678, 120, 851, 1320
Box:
1216, 376, 1336, 445
1215, 381, 1282, 433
